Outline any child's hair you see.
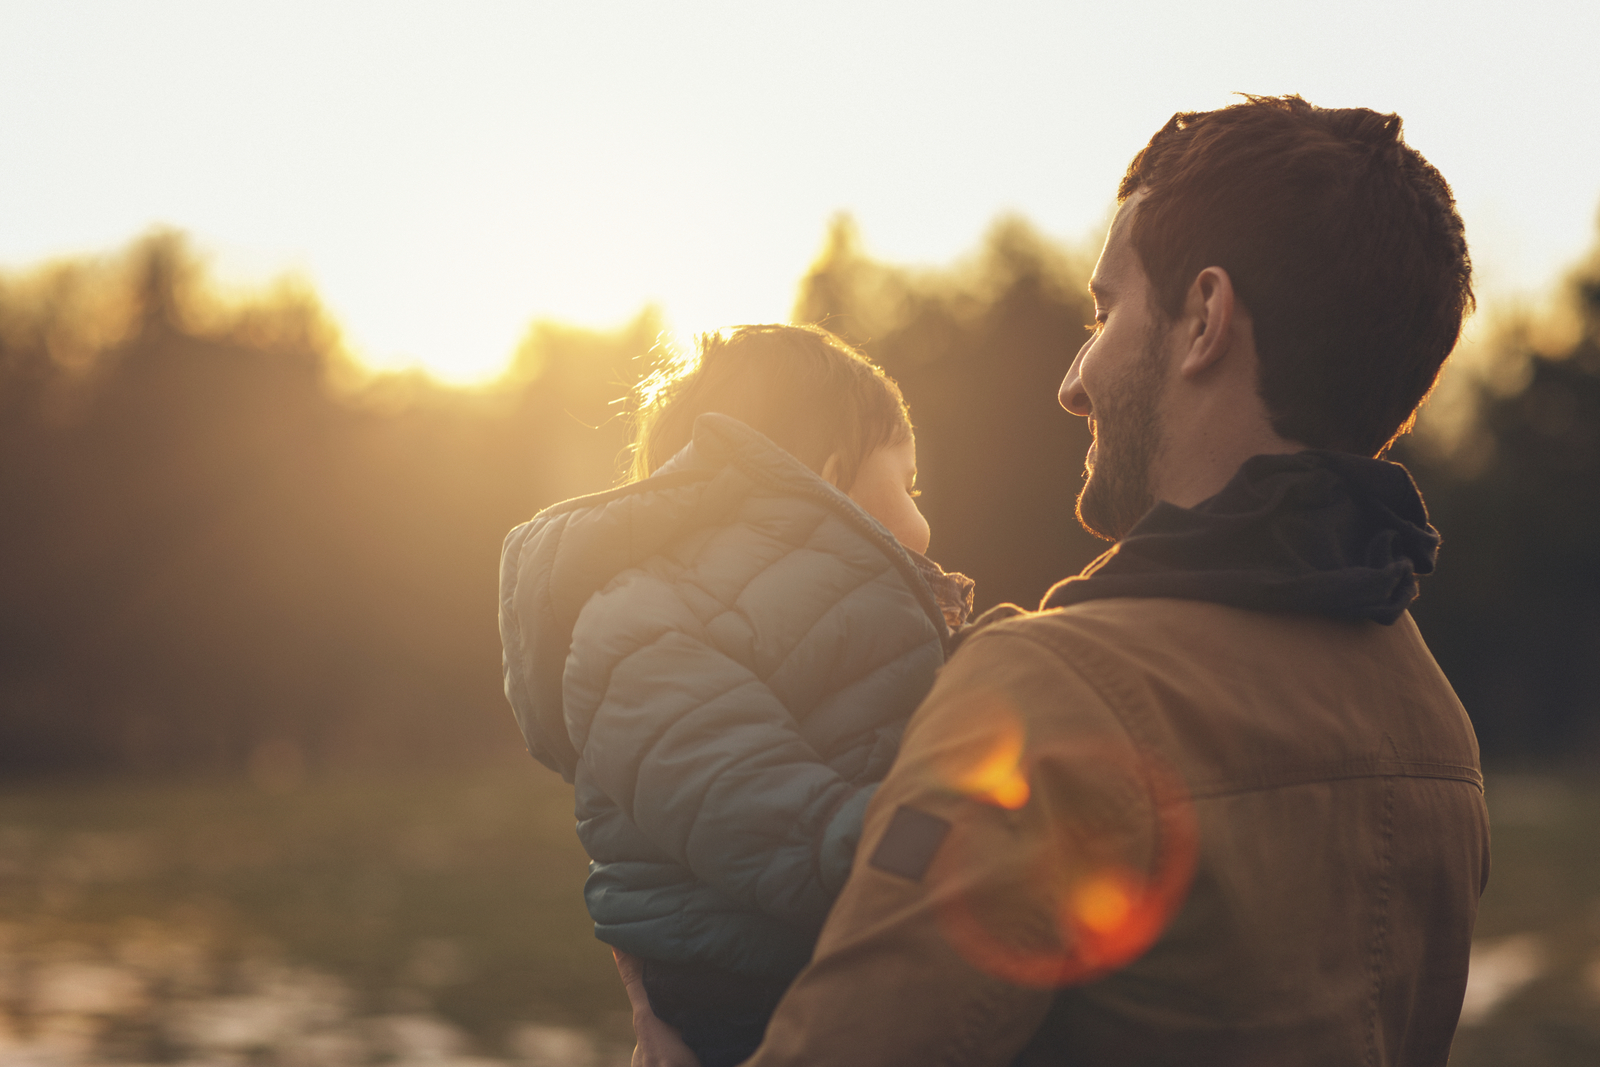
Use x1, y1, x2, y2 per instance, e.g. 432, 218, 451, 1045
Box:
630, 324, 912, 490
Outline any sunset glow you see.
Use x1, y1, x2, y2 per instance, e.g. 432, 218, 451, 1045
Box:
3, 2, 1598, 386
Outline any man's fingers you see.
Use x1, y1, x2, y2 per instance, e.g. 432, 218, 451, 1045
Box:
613, 947, 646, 986
632, 1012, 701, 1067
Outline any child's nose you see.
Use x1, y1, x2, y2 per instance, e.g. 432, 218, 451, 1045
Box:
907, 507, 931, 556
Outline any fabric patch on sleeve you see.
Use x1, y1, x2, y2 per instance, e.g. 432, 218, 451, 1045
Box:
868, 805, 952, 883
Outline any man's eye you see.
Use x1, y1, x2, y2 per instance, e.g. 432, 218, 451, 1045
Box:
909, 489, 922, 499
1085, 320, 1105, 335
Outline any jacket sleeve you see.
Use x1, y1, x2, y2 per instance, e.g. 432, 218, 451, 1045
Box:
745, 624, 1157, 1067
568, 569, 881, 932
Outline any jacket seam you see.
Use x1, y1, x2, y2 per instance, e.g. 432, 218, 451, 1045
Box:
712, 418, 949, 640
1188, 763, 1483, 799
588, 633, 846, 924
1364, 768, 1397, 1067
941, 975, 1016, 1067
809, 782, 865, 894
532, 466, 717, 523
679, 501, 830, 617
960, 628, 1486, 800
538, 515, 563, 684
965, 627, 1166, 759
804, 623, 939, 721
767, 564, 935, 702
513, 470, 716, 776
955, 629, 1172, 897
586, 635, 763, 819
536, 515, 579, 773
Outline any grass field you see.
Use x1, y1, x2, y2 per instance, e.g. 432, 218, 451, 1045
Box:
0, 767, 1595, 1065
0, 768, 632, 1065
1448, 773, 1600, 1066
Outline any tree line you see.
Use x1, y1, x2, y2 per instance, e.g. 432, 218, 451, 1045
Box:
0, 218, 1595, 777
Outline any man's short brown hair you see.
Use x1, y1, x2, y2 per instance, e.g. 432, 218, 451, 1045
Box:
1120, 95, 1474, 456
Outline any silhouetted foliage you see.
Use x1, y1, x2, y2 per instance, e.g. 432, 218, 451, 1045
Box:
1398, 246, 1600, 762
793, 216, 1104, 609
1, 216, 1597, 776
0, 233, 653, 776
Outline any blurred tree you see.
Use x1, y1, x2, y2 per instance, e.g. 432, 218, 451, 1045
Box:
0, 233, 656, 776
1399, 239, 1600, 761
2, 214, 1596, 776
794, 215, 1104, 609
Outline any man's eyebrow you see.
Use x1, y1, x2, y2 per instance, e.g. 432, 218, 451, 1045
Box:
1089, 279, 1116, 304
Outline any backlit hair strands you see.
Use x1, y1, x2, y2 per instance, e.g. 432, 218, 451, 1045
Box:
629, 324, 912, 491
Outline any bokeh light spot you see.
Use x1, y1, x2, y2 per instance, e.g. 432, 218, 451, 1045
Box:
1069, 870, 1136, 936
954, 716, 1031, 810
930, 706, 1200, 990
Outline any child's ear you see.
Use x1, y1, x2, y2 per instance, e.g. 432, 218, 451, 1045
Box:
820, 452, 844, 489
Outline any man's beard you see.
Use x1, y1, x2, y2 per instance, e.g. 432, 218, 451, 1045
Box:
1076, 330, 1167, 541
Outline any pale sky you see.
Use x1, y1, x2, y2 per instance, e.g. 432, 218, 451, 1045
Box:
3, 1, 1598, 383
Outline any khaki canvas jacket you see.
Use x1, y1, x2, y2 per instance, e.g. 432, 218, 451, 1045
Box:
748, 598, 1489, 1067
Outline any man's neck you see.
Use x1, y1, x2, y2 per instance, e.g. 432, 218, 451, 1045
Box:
1145, 288, 1311, 510
1151, 401, 1307, 510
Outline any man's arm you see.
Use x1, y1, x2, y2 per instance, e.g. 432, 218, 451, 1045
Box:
746, 622, 1158, 1066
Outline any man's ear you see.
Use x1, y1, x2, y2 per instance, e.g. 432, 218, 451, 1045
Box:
1177, 266, 1237, 380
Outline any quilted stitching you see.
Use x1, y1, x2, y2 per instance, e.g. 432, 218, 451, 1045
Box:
499, 414, 948, 978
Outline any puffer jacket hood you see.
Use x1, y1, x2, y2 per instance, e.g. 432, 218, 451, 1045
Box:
499, 413, 950, 977
500, 414, 949, 779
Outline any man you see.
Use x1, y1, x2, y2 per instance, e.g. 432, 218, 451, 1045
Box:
745, 96, 1487, 1066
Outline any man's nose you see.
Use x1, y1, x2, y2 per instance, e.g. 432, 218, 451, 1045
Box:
1059, 343, 1091, 417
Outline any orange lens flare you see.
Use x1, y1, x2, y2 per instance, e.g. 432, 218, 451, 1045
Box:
932, 724, 1199, 990
954, 720, 1031, 810
1069, 870, 1136, 935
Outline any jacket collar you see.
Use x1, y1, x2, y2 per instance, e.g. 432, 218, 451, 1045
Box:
1041, 450, 1439, 624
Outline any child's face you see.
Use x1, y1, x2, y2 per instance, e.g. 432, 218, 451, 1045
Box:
848, 437, 931, 555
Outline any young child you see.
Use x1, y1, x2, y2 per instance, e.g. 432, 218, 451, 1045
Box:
498, 324, 973, 1066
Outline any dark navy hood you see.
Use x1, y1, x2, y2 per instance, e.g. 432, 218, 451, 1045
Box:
1042, 450, 1439, 624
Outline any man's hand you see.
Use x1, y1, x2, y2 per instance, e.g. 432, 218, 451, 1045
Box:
612, 948, 701, 1067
